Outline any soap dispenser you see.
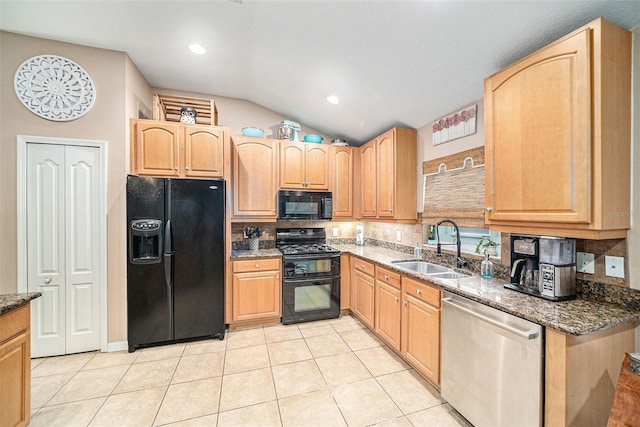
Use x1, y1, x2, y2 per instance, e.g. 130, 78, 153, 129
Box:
481, 253, 494, 278
414, 242, 423, 260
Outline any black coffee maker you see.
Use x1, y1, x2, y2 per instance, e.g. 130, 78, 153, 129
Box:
505, 235, 540, 295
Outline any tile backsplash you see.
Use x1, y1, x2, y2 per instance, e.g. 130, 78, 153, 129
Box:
232, 221, 632, 289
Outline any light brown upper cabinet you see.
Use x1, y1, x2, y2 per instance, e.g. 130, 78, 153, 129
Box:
484, 18, 631, 239
232, 137, 278, 220
131, 119, 226, 178
358, 127, 417, 221
279, 141, 330, 190
331, 146, 354, 218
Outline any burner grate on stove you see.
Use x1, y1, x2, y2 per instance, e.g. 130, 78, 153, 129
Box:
278, 243, 339, 255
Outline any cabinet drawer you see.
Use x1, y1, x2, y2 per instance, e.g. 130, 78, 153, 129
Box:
233, 258, 280, 273
0, 305, 29, 344
353, 258, 375, 277
376, 266, 401, 289
402, 277, 441, 309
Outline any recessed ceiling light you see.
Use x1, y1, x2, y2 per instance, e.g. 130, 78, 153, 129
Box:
188, 44, 206, 55
326, 95, 340, 105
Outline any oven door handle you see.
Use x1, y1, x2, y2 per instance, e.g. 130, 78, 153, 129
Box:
283, 253, 341, 260
283, 275, 341, 284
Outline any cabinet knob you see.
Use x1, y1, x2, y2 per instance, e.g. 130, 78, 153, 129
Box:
185, 166, 190, 171
416, 289, 422, 295
174, 166, 179, 171
384, 275, 389, 280
373, 208, 376, 212
394, 297, 399, 302
486, 207, 493, 212
255, 263, 260, 268
369, 283, 373, 288
44, 277, 52, 284
403, 301, 407, 306
360, 265, 365, 269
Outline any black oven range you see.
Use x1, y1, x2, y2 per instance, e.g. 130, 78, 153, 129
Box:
276, 228, 341, 324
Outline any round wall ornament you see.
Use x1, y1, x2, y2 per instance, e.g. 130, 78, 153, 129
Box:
14, 54, 96, 121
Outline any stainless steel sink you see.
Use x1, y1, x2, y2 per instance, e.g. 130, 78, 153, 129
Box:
427, 271, 471, 279
391, 261, 471, 279
391, 261, 451, 275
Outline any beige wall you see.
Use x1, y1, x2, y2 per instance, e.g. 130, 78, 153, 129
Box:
152, 88, 335, 142
415, 102, 485, 212
0, 32, 129, 343
628, 27, 640, 292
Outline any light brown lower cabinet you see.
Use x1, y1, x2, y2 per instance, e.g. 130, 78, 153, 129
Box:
0, 304, 31, 427
231, 258, 281, 323
350, 257, 375, 329
374, 266, 402, 352
545, 324, 636, 426
401, 276, 441, 387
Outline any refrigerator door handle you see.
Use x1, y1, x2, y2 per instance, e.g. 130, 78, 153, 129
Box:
164, 220, 172, 253
164, 220, 173, 289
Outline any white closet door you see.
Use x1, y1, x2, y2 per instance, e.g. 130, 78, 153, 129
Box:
27, 143, 101, 357
65, 145, 101, 354
27, 143, 66, 357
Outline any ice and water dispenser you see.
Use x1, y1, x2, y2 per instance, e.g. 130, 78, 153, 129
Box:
129, 219, 163, 264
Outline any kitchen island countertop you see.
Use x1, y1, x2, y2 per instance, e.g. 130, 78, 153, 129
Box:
335, 244, 640, 336
0, 292, 41, 316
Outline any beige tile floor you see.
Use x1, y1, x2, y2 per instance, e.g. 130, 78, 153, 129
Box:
29, 315, 472, 427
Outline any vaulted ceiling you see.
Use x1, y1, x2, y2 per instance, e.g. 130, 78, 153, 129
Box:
1, 1, 639, 144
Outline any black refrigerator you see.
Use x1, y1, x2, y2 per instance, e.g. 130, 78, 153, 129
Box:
126, 175, 225, 352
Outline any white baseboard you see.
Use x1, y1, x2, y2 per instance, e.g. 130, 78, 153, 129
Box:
107, 341, 129, 352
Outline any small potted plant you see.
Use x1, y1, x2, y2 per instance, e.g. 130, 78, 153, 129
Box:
475, 236, 499, 256
244, 226, 265, 251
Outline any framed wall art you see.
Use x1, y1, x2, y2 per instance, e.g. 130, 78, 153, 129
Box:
432, 104, 476, 145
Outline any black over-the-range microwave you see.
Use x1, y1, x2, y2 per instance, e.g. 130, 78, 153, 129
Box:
278, 190, 332, 221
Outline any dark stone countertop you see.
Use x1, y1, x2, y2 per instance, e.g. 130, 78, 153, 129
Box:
335, 244, 640, 336
231, 248, 282, 259
0, 292, 42, 316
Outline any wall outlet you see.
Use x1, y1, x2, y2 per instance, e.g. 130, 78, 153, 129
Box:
396, 230, 402, 241
605, 256, 625, 278
332, 227, 339, 237
576, 252, 595, 274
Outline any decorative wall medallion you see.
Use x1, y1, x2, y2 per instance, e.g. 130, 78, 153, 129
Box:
14, 55, 96, 121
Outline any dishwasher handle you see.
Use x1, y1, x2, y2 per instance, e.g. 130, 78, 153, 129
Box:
442, 297, 539, 340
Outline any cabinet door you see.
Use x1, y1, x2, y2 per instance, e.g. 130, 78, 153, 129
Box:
485, 29, 590, 224
360, 141, 377, 217
0, 306, 30, 427
332, 147, 353, 218
376, 130, 396, 218
233, 138, 278, 218
351, 269, 375, 328
375, 280, 401, 351
305, 145, 330, 190
401, 293, 440, 386
232, 270, 281, 321
133, 121, 180, 176
280, 142, 306, 189
184, 126, 224, 178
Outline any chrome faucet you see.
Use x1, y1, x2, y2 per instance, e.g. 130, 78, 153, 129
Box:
435, 219, 468, 269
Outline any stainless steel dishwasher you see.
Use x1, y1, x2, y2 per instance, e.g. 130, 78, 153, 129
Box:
441, 291, 543, 427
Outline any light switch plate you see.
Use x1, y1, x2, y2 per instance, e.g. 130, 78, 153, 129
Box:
332, 227, 339, 237
576, 252, 595, 274
605, 256, 625, 278
396, 230, 402, 241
